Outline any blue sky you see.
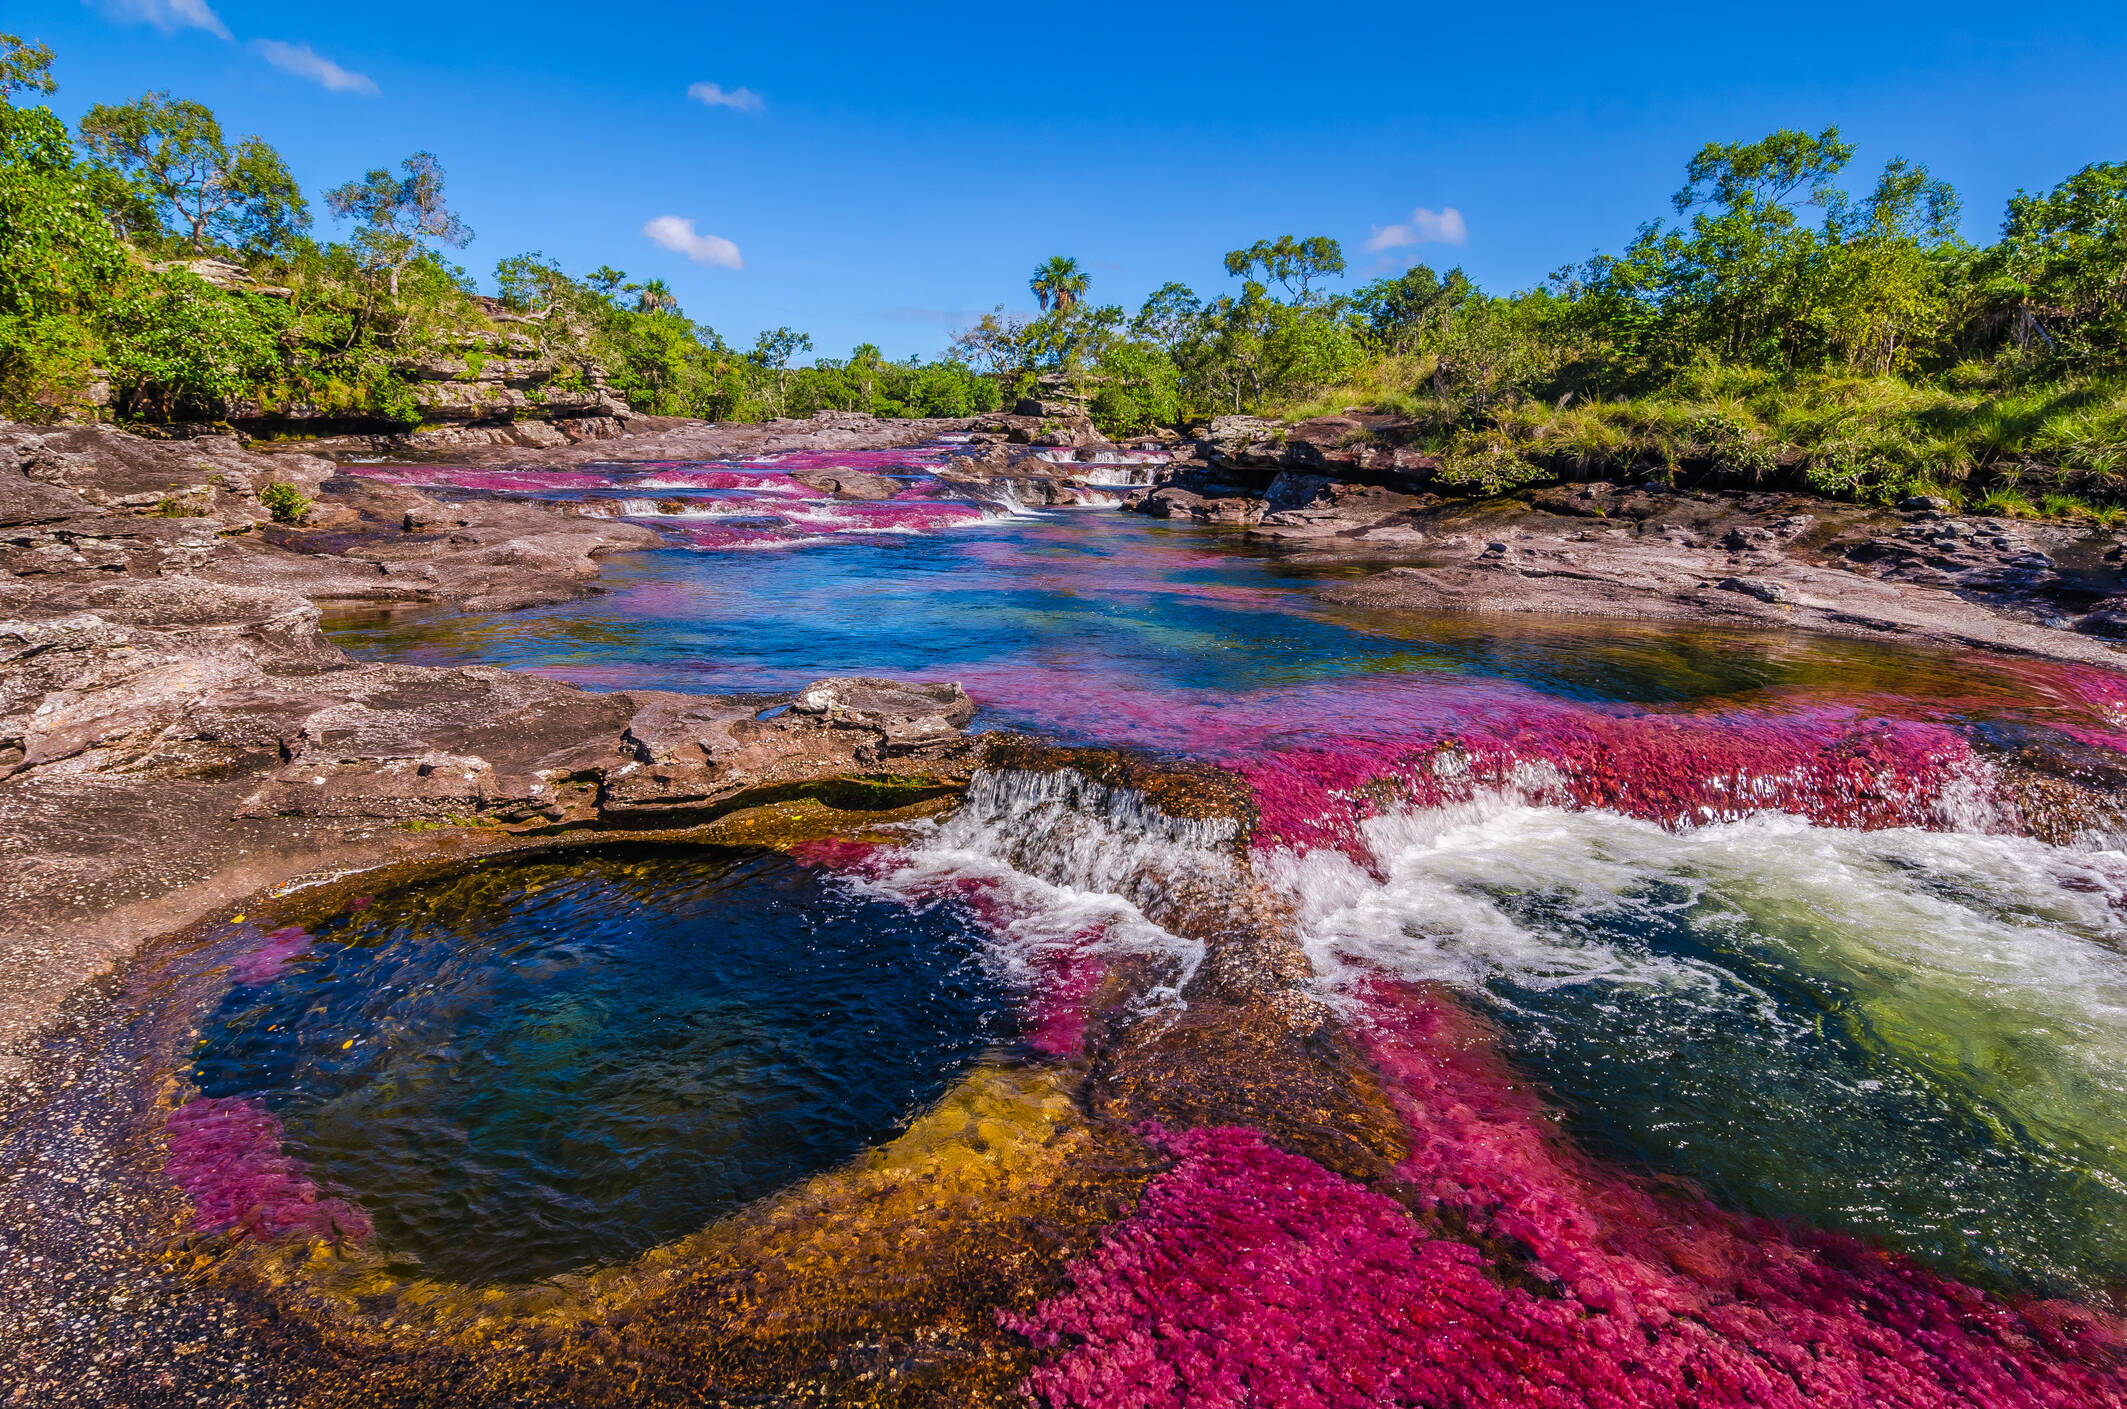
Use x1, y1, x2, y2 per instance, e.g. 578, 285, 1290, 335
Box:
24, 1, 2127, 359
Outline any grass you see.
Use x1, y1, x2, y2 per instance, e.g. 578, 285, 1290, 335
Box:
1979, 486, 2037, 517
1263, 357, 2127, 507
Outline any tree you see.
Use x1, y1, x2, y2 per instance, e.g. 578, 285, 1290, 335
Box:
1089, 339, 1179, 435
78, 92, 308, 255
0, 36, 125, 414
1223, 235, 1346, 303
1353, 264, 1475, 356
847, 341, 884, 409
1674, 126, 1855, 218
1821, 159, 1961, 374
747, 325, 812, 416
1030, 255, 1088, 314
631, 277, 679, 315
1131, 282, 1205, 350
949, 306, 1035, 377
99, 266, 286, 419
1992, 161, 2127, 365
0, 33, 54, 100
324, 152, 472, 297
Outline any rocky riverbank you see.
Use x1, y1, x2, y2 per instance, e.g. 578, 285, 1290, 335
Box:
1124, 412, 2127, 665
0, 413, 1018, 1077
10, 405, 2127, 1079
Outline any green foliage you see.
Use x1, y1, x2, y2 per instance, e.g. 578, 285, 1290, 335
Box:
1030, 256, 1089, 314
79, 92, 308, 256
258, 480, 311, 524
1979, 485, 2036, 517
324, 152, 471, 296
0, 34, 55, 101
1990, 161, 2127, 368
1354, 264, 1474, 356
1089, 340, 1179, 435
1223, 235, 1346, 303
0, 56, 131, 415
1434, 431, 1547, 495
98, 267, 285, 419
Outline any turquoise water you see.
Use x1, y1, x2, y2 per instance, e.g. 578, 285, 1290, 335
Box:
324, 510, 2073, 745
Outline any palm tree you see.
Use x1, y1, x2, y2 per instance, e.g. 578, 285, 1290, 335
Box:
1030, 255, 1089, 315
634, 278, 680, 315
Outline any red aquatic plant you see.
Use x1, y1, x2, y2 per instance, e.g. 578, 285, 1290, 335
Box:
1237, 701, 1986, 857
1007, 984, 2127, 1407
163, 1097, 372, 1244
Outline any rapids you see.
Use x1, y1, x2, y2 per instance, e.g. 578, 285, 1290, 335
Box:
53, 444, 2127, 1403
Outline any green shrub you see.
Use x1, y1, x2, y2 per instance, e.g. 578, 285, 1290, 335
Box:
257, 480, 310, 524
1434, 432, 1548, 495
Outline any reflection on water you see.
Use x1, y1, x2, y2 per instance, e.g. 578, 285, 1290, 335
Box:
323, 509, 2114, 752
190, 847, 1009, 1284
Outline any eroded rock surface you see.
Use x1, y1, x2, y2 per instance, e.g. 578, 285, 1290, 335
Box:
0, 414, 1006, 1077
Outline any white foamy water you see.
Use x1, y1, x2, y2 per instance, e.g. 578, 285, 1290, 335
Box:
848, 768, 1217, 1003
1268, 796, 2127, 1159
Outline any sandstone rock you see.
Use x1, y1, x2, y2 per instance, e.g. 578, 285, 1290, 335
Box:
791, 677, 976, 750
595, 679, 976, 820
1718, 576, 1793, 603
1134, 486, 1265, 526
788, 467, 902, 500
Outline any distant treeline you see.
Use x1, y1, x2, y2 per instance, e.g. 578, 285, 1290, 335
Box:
0, 34, 998, 427
5, 27, 2124, 511
973, 130, 2127, 510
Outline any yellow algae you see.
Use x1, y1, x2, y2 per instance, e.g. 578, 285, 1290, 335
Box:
208, 1063, 1156, 1405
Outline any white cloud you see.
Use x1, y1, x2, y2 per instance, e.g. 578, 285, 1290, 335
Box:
252, 40, 379, 95
642, 216, 743, 270
1364, 206, 1469, 252
94, 0, 232, 40
687, 81, 764, 113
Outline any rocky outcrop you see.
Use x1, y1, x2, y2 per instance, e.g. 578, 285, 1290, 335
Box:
0, 421, 664, 613
602, 678, 976, 821
0, 413, 1028, 1075
1321, 489, 2127, 663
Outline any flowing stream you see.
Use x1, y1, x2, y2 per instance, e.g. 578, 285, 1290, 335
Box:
115, 446, 2127, 1402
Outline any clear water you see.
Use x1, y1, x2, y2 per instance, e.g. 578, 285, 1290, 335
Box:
190, 847, 1010, 1284
323, 509, 2111, 748
299, 465, 2127, 1300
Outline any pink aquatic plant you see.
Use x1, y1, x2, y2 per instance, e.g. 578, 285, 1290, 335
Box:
1236, 700, 1986, 857
163, 1097, 372, 1243
1008, 985, 2127, 1407
1022, 947, 1105, 1059
227, 925, 314, 986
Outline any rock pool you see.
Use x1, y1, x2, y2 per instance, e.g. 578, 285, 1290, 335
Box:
15, 446, 2127, 1406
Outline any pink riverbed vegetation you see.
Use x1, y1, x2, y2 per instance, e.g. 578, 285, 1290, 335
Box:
1009, 981, 2127, 1408
163, 1096, 372, 1244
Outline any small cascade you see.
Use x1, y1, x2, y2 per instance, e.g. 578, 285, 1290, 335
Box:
1077, 464, 1155, 486
832, 765, 1228, 1001
962, 766, 1241, 850
337, 442, 1008, 551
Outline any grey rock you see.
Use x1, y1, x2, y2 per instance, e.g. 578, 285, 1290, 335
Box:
1718, 576, 1793, 603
